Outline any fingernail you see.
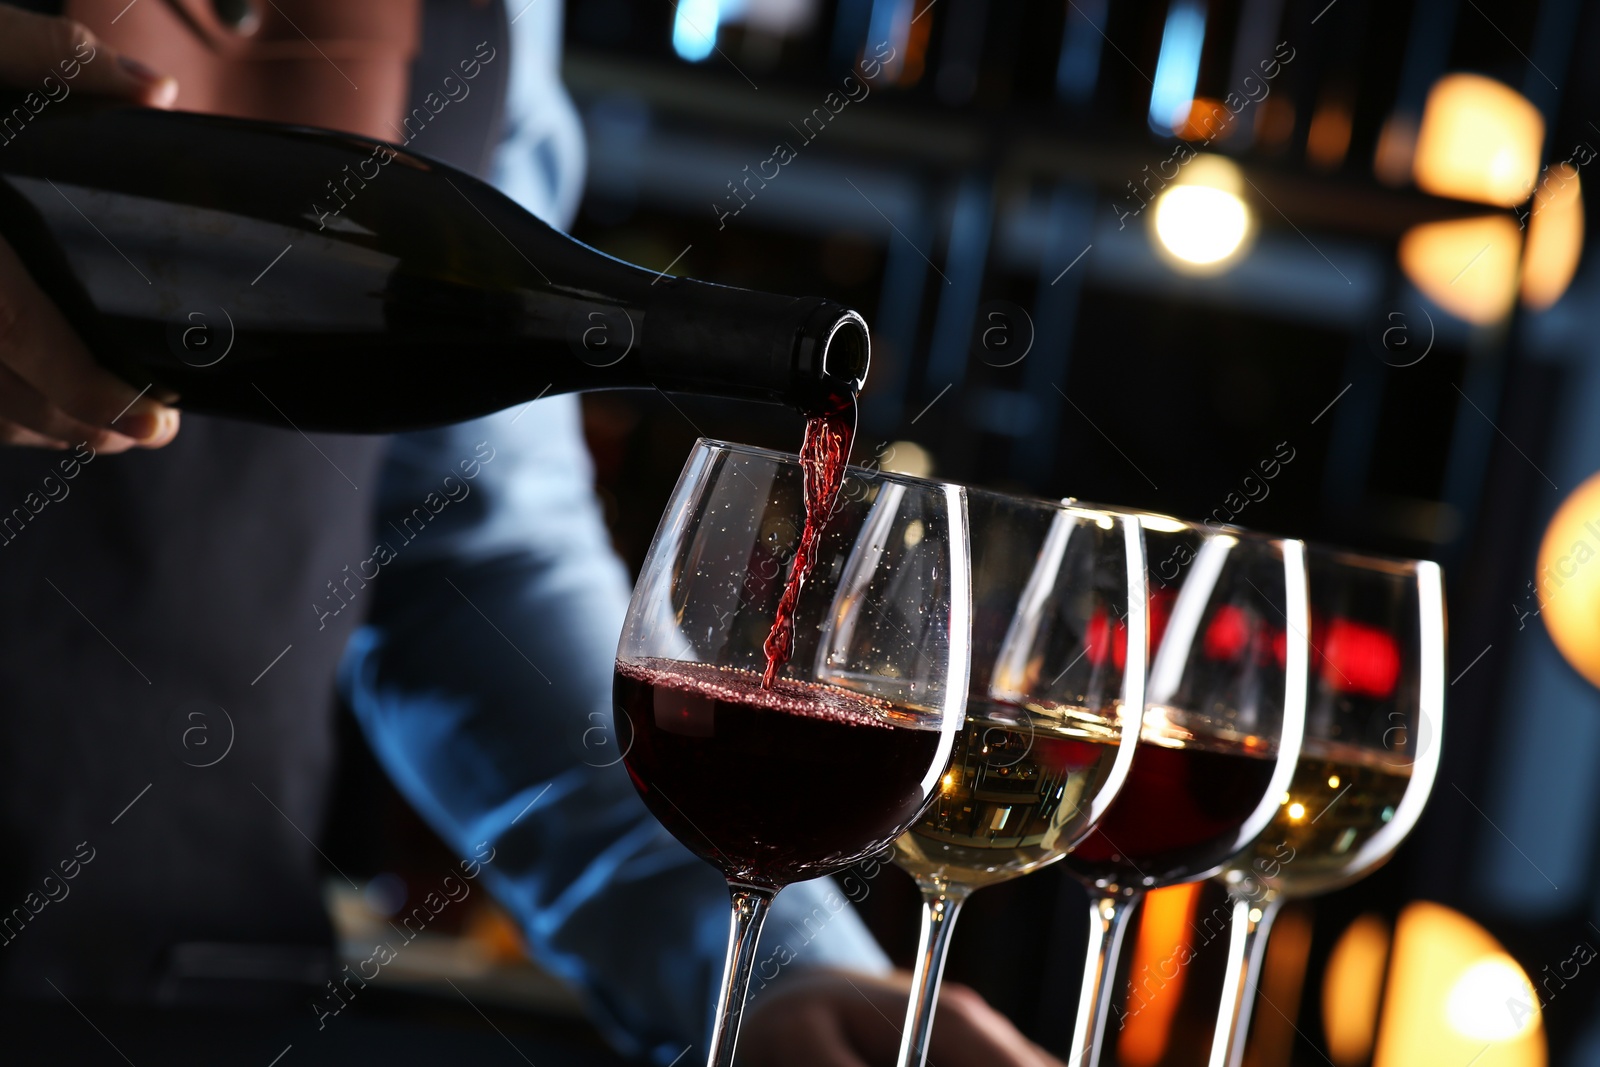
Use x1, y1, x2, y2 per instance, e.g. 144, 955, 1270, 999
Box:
149, 408, 180, 444
148, 76, 179, 109
117, 54, 162, 83
112, 409, 160, 440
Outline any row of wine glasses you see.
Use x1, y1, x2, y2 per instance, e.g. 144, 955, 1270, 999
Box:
613, 439, 1445, 1067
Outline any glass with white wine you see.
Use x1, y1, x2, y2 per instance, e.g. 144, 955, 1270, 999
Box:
1205, 548, 1445, 1067
871, 494, 1147, 1067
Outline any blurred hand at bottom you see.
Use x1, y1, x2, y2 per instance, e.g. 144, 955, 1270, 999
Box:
738, 968, 1065, 1067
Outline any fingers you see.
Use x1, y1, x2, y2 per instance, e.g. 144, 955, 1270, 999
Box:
925, 983, 1065, 1067
0, 364, 146, 453
0, 6, 176, 106
0, 8, 182, 455
0, 419, 70, 449
740, 988, 873, 1067
744, 969, 1062, 1067
741, 1008, 871, 1067
823, 972, 920, 1060
838, 976, 1061, 1067
0, 238, 179, 451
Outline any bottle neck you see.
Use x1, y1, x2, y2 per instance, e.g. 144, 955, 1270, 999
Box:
637, 280, 869, 412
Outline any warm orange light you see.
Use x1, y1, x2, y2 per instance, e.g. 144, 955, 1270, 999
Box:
1307, 97, 1354, 170
1521, 163, 1584, 310
1176, 97, 1233, 142
1374, 113, 1419, 186
1398, 215, 1521, 325
898, 1, 932, 86
1413, 74, 1544, 207
1373, 902, 1545, 1067
1323, 913, 1391, 1066
1251, 903, 1315, 1067
1117, 883, 1203, 1067
1537, 473, 1600, 689
465, 901, 531, 964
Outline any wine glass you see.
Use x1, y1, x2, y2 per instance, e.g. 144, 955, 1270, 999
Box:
614, 439, 971, 1067
875, 495, 1146, 1067
1205, 549, 1446, 1067
1059, 521, 1309, 1067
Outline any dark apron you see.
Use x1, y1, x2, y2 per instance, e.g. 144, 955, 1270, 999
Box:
0, 0, 509, 1003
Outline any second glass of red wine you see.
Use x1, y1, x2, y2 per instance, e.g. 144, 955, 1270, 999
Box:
614, 439, 971, 1067
1059, 520, 1309, 1067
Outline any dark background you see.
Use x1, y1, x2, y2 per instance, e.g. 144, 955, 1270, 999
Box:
331, 0, 1600, 1063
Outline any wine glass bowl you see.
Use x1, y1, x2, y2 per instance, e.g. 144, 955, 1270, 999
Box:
1062, 529, 1310, 895
1207, 547, 1445, 1067
1059, 519, 1309, 1067
613, 438, 972, 1067
882, 493, 1147, 1067
616, 439, 970, 890
1219, 549, 1445, 901
890, 497, 1145, 892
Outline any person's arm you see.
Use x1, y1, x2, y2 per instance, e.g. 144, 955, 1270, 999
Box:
338, 397, 894, 1061
0, 4, 179, 451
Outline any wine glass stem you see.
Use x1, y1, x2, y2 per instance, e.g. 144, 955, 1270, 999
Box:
705, 882, 776, 1067
1068, 892, 1140, 1067
1207, 892, 1284, 1067
895, 884, 971, 1067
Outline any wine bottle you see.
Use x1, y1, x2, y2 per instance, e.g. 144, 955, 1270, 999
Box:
0, 104, 869, 431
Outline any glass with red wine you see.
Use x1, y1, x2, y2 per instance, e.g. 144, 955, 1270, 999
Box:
1059, 519, 1309, 1067
614, 438, 971, 1067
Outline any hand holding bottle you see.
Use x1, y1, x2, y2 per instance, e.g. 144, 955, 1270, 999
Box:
0, 4, 179, 451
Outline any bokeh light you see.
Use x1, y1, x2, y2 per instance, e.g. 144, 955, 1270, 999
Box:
1537, 472, 1600, 689
1413, 73, 1544, 207
1398, 215, 1521, 325
1373, 902, 1545, 1067
1323, 913, 1391, 1065
1151, 156, 1253, 271
1521, 163, 1585, 311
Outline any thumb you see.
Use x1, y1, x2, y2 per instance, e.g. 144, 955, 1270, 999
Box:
0, 7, 177, 107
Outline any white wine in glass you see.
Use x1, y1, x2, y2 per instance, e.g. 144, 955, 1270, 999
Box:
880, 496, 1147, 1067
1206, 549, 1445, 1067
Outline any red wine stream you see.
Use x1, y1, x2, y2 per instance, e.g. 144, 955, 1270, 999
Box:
760, 410, 854, 687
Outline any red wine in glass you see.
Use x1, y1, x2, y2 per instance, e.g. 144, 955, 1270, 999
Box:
616, 657, 947, 889
1061, 712, 1279, 890
615, 438, 964, 1067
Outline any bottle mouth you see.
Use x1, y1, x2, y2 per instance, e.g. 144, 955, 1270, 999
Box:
821, 311, 871, 395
